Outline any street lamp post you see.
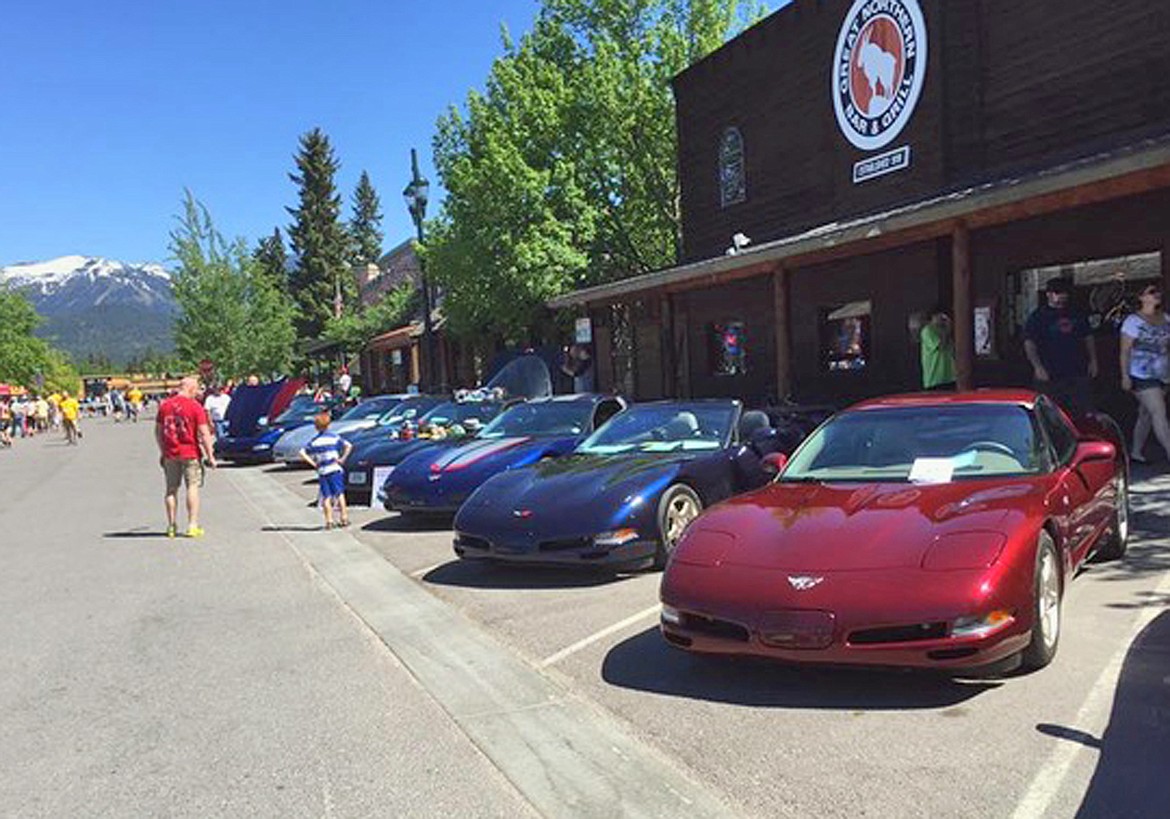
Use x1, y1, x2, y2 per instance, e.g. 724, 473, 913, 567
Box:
403, 148, 435, 391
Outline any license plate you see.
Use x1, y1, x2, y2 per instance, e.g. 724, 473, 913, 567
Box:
348, 472, 368, 485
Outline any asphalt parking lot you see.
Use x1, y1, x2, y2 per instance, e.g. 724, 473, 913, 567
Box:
260, 460, 1170, 819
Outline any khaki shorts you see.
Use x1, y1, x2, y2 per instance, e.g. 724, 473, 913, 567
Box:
163, 459, 204, 493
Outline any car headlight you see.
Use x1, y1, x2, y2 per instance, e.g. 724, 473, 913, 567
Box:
661, 605, 683, 626
922, 532, 1006, 571
593, 528, 640, 547
952, 610, 1014, 638
253, 443, 271, 451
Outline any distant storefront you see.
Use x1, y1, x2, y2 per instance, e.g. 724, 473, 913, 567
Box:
551, 0, 1170, 420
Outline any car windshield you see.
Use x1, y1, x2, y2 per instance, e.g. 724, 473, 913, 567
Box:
339, 398, 398, 421
782, 404, 1046, 483
421, 401, 502, 428
274, 402, 325, 425
479, 401, 593, 439
377, 398, 439, 425
578, 404, 736, 455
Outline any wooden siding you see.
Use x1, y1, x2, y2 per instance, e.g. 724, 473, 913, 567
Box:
676, 0, 1170, 263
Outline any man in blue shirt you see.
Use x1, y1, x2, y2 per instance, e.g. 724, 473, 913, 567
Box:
299, 412, 353, 530
1024, 278, 1099, 417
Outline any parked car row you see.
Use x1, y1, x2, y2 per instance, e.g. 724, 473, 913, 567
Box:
230, 365, 1131, 676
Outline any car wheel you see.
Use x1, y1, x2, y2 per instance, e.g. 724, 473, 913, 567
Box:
1095, 471, 1129, 561
654, 484, 703, 568
1021, 531, 1062, 671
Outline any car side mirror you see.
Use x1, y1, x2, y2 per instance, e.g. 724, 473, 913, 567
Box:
762, 452, 789, 476
1071, 440, 1115, 469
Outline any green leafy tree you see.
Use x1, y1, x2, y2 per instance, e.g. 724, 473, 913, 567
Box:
322, 285, 418, 353
428, 0, 764, 341
0, 287, 79, 392
428, 18, 591, 342
253, 227, 289, 285
170, 191, 297, 380
349, 170, 384, 267
287, 128, 353, 338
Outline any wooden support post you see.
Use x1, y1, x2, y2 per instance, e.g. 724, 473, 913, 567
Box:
660, 296, 675, 398
953, 222, 974, 391
1162, 244, 1170, 296
772, 265, 793, 401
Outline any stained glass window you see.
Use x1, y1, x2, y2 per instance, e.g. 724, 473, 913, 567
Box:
719, 127, 746, 208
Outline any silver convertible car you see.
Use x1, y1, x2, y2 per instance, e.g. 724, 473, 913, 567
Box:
271, 395, 411, 465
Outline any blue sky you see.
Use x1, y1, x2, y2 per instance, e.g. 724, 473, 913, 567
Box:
0, 0, 542, 266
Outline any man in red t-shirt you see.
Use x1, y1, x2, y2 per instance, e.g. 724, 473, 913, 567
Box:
155, 376, 217, 538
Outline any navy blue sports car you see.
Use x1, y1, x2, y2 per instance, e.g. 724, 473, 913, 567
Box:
344, 399, 510, 506
216, 395, 337, 464
383, 395, 627, 515
453, 400, 792, 570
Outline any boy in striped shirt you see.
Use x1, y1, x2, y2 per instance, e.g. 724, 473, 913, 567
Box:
299, 412, 353, 530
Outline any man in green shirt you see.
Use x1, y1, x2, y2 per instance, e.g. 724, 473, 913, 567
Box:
921, 306, 957, 390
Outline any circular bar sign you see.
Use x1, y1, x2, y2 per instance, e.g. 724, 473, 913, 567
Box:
832, 0, 928, 151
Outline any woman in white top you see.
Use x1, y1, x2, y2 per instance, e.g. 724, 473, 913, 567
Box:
1119, 283, 1170, 463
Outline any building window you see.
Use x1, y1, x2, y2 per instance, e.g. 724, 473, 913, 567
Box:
820, 302, 871, 372
711, 321, 747, 376
719, 127, 746, 208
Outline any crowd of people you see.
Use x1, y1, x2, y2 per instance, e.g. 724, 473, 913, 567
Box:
920, 275, 1170, 464
0, 391, 83, 447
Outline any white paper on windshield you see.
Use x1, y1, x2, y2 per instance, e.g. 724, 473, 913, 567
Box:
372, 466, 395, 502
909, 457, 955, 485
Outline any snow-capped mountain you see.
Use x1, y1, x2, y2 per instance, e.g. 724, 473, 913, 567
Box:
0, 255, 176, 363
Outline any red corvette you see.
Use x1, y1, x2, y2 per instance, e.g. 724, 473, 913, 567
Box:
660, 390, 1128, 674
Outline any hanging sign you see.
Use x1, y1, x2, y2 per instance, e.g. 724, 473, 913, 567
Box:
832, 0, 928, 183
574, 317, 593, 344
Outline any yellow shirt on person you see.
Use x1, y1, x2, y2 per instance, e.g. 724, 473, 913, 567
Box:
127, 388, 143, 405
60, 397, 80, 421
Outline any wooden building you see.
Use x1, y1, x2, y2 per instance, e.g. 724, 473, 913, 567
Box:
550, 0, 1170, 419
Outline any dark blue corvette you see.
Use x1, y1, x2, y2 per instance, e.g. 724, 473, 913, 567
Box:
216, 395, 336, 464
453, 400, 791, 570
344, 399, 510, 505
383, 395, 627, 515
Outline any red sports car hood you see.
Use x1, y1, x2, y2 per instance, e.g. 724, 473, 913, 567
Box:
679, 479, 1045, 572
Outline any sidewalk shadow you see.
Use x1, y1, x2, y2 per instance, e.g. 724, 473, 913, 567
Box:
261, 524, 326, 533
1067, 610, 1170, 817
362, 514, 453, 533
422, 560, 632, 590
600, 627, 998, 710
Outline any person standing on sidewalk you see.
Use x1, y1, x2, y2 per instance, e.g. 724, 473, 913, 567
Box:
1024, 277, 1099, 417
920, 306, 957, 390
155, 376, 217, 538
1120, 283, 1170, 463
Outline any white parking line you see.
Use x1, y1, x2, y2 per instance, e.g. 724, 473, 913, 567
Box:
1011, 557, 1170, 819
409, 561, 448, 579
539, 604, 661, 668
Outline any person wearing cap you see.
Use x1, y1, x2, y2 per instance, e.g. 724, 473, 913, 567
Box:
1024, 277, 1098, 416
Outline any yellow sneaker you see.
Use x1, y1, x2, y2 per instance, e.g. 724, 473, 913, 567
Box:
185, 526, 205, 538
166, 525, 177, 539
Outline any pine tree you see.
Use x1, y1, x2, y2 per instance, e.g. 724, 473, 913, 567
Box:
349, 170, 384, 267
286, 128, 353, 338
253, 227, 289, 285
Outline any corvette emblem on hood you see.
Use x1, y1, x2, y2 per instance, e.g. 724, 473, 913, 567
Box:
513, 509, 533, 519
788, 576, 824, 591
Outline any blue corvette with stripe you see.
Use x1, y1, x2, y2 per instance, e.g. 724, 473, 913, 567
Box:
382, 395, 627, 514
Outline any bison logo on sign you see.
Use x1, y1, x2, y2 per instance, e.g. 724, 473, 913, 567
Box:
832, 0, 928, 152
